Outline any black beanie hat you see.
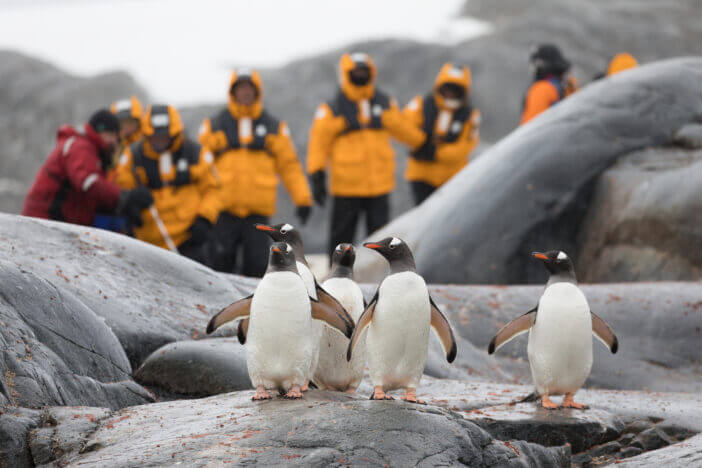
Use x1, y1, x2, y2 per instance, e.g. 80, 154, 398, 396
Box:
88, 109, 120, 133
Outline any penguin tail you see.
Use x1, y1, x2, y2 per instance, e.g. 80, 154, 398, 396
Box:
509, 390, 539, 406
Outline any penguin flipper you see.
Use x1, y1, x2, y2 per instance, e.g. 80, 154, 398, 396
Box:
591, 311, 618, 354
206, 294, 253, 334
237, 318, 249, 345
346, 290, 378, 361
310, 297, 354, 338
315, 280, 356, 327
488, 307, 537, 354
429, 296, 458, 363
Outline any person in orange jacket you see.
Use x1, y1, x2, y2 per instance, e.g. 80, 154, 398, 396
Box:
199, 69, 313, 277
404, 63, 481, 205
307, 52, 425, 255
520, 44, 578, 125
116, 104, 220, 265
111, 96, 144, 150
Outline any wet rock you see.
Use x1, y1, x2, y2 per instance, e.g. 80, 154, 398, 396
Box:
617, 433, 702, 467
355, 58, 702, 284
636, 426, 676, 451
0, 214, 242, 368
673, 123, 702, 149
0, 407, 41, 468
472, 403, 624, 453
36, 390, 570, 467
134, 338, 251, 397
0, 261, 153, 409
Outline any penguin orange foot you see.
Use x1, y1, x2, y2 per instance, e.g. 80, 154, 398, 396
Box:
301, 381, 309, 392
252, 387, 272, 401
401, 389, 426, 405
284, 385, 303, 399
562, 393, 589, 409
540, 395, 560, 410
370, 386, 394, 400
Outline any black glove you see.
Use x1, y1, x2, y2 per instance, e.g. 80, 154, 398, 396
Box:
118, 187, 154, 227
412, 139, 437, 162
296, 206, 311, 225
189, 216, 212, 245
310, 171, 327, 207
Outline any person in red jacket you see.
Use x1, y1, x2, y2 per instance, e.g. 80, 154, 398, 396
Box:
22, 109, 153, 227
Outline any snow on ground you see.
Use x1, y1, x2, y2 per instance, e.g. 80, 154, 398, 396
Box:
0, 0, 491, 105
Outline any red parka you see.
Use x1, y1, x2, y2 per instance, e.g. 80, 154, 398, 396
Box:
22, 124, 122, 225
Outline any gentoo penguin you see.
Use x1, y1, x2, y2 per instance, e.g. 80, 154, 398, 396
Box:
488, 251, 619, 409
253, 223, 353, 390
347, 237, 457, 403
206, 242, 353, 400
314, 243, 366, 392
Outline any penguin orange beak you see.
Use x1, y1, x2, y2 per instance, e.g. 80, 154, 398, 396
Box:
345, 245, 352, 252
532, 252, 549, 261
364, 242, 382, 250
272, 246, 282, 253
256, 224, 275, 232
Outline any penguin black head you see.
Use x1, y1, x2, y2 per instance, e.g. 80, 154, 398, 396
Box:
268, 242, 297, 273
256, 223, 304, 260
532, 250, 576, 282
329, 243, 356, 278
364, 237, 416, 273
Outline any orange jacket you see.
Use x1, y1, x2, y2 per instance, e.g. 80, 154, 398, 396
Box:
607, 53, 638, 76
115, 105, 220, 249
520, 74, 578, 125
404, 63, 480, 187
306, 53, 424, 197
199, 69, 312, 218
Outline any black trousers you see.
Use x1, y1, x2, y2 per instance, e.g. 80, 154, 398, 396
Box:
410, 181, 436, 206
211, 213, 270, 278
329, 194, 389, 256
178, 237, 211, 267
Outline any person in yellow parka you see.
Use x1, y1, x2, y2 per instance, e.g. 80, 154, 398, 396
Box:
199, 68, 313, 277
607, 52, 638, 76
307, 52, 425, 255
111, 96, 144, 152
116, 104, 220, 266
520, 44, 578, 125
404, 63, 481, 205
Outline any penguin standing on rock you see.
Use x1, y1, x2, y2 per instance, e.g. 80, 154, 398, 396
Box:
205, 242, 354, 400
488, 251, 619, 410
253, 223, 353, 391
315, 243, 366, 392
347, 237, 457, 404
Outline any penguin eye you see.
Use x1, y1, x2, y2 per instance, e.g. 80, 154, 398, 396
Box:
389, 244, 396, 250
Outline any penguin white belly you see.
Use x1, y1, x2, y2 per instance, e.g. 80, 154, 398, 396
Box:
527, 282, 593, 395
314, 277, 366, 390
246, 271, 314, 392
367, 271, 431, 391
297, 261, 322, 382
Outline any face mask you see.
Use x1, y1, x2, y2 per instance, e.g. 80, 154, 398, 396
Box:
443, 98, 463, 109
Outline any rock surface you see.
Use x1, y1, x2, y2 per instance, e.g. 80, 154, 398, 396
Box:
354, 58, 702, 284
29, 390, 571, 467
134, 338, 251, 397
4, 380, 699, 467
0, 260, 152, 410
577, 145, 702, 282
0, 214, 243, 368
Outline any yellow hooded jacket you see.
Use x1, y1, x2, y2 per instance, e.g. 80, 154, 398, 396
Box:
115, 104, 221, 250
111, 96, 145, 147
307, 53, 425, 197
404, 63, 480, 187
198, 69, 312, 218
607, 53, 638, 76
